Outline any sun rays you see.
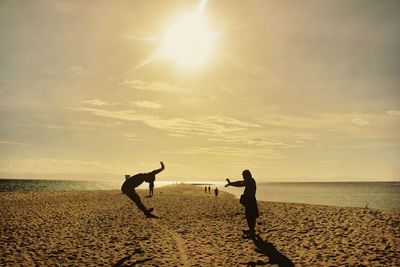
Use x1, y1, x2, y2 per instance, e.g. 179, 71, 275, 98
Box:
134, 0, 218, 70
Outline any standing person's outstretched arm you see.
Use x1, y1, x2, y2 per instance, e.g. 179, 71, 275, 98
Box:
149, 162, 165, 175
225, 178, 245, 187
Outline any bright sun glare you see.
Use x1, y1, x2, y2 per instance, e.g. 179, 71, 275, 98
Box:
160, 12, 215, 68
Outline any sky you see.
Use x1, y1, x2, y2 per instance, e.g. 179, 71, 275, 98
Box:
0, 0, 399, 182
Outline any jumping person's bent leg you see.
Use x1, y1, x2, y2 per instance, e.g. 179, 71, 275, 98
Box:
126, 191, 148, 213
123, 189, 157, 218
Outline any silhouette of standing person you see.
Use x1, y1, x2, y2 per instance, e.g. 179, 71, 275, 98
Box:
225, 169, 259, 238
204, 186, 207, 193
149, 179, 154, 197
214, 187, 219, 197
208, 186, 211, 194
121, 162, 165, 218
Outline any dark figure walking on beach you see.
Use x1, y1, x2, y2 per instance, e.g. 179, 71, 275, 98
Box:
208, 186, 211, 194
225, 169, 259, 238
121, 162, 165, 218
205, 186, 207, 193
214, 187, 219, 197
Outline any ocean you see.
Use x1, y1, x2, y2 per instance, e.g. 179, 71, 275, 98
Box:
223, 182, 400, 210
1, 179, 399, 210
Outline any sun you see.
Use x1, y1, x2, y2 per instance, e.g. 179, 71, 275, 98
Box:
160, 12, 215, 68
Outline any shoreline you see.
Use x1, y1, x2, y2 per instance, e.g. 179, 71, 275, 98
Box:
1, 179, 399, 211
1, 185, 399, 212
1, 185, 399, 266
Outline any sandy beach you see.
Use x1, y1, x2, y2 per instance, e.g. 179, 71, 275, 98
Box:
1, 185, 399, 266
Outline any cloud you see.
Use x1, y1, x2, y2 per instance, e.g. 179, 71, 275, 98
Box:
0, 140, 30, 146
352, 118, 370, 126
70, 105, 303, 151
123, 32, 158, 42
132, 101, 162, 109
0, 159, 121, 174
14, 123, 92, 131
143, 117, 253, 136
70, 107, 259, 138
387, 110, 400, 116
121, 80, 189, 93
70, 105, 399, 152
163, 146, 286, 159
69, 65, 90, 75
121, 133, 139, 141
69, 107, 153, 122
320, 160, 341, 164
83, 99, 120, 107
206, 134, 286, 148
203, 116, 260, 128
259, 113, 378, 132
256, 113, 400, 149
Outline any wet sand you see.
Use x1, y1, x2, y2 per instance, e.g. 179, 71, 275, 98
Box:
1, 185, 399, 266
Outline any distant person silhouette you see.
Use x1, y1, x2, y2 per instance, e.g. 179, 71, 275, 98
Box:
225, 169, 259, 238
148, 179, 154, 197
208, 186, 211, 194
214, 187, 219, 197
205, 186, 207, 193
121, 162, 165, 218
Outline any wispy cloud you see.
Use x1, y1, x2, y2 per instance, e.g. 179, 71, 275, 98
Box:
203, 116, 260, 128
320, 160, 341, 164
257, 112, 400, 149
70, 107, 259, 138
132, 101, 162, 109
0, 159, 121, 174
387, 110, 400, 116
206, 134, 288, 148
121, 80, 189, 93
352, 117, 370, 126
121, 133, 139, 141
259, 113, 378, 131
0, 140, 31, 146
13, 123, 92, 131
68, 107, 153, 122
83, 99, 120, 107
163, 146, 286, 159
69, 65, 90, 75
124, 32, 159, 43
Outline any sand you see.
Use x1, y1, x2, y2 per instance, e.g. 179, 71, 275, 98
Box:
1, 184, 399, 266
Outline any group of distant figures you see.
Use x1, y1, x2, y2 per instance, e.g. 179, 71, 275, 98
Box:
204, 185, 219, 197
121, 162, 259, 238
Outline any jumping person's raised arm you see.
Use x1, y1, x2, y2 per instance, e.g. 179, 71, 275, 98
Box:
225, 178, 245, 187
149, 161, 165, 175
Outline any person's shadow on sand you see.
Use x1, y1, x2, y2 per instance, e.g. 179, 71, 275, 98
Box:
112, 248, 152, 267
245, 235, 295, 267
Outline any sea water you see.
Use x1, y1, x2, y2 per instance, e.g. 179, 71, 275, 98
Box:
0, 178, 174, 192
223, 182, 400, 210
1, 179, 399, 210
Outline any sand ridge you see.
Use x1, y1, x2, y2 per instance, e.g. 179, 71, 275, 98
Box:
152, 219, 190, 266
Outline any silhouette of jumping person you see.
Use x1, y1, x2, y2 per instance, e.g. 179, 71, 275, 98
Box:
121, 162, 165, 218
225, 169, 259, 238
